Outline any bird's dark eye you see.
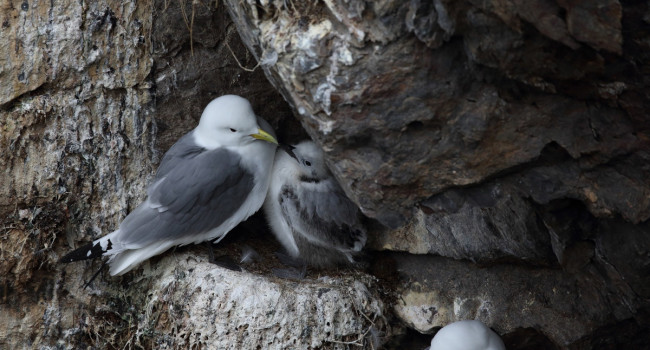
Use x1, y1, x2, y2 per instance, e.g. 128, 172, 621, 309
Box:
229, 128, 237, 133
305, 161, 312, 166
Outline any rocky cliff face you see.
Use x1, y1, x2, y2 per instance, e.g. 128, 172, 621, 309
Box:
1, 0, 648, 349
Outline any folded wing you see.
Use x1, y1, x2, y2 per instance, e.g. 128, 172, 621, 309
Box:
279, 178, 366, 253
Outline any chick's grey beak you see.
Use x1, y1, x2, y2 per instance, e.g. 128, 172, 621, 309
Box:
280, 143, 297, 160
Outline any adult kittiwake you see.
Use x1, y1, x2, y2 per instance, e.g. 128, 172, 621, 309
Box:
429, 320, 506, 350
60, 95, 278, 276
263, 140, 366, 267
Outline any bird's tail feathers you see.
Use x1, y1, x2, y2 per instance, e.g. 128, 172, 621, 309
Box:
107, 241, 174, 276
59, 230, 118, 263
59, 239, 112, 263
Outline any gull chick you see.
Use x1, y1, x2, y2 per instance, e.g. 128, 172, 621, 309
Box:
264, 140, 366, 267
61, 95, 278, 276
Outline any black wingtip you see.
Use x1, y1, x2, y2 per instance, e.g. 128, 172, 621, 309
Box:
59, 240, 110, 263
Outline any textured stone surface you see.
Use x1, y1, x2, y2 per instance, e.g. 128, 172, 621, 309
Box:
138, 255, 386, 349
56, 252, 387, 349
371, 149, 650, 264
2, 246, 388, 349
371, 181, 558, 265
224, 0, 648, 228
0, 1, 156, 348
0, 0, 156, 292
0, 1, 151, 106
387, 253, 644, 348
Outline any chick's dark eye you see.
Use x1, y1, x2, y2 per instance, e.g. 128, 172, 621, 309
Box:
305, 161, 311, 166
229, 128, 237, 133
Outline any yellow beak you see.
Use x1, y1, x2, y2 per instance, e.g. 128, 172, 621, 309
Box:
250, 128, 278, 145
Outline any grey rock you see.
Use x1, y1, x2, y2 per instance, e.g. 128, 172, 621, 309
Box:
372, 181, 557, 265
224, 0, 648, 229
371, 148, 650, 265
92, 253, 388, 349
388, 253, 642, 348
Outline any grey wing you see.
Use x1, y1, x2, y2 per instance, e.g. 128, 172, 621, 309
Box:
117, 148, 254, 247
154, 132, 206, 181
279, 179, 366, 252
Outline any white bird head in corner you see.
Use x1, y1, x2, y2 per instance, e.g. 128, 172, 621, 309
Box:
194, 94, 277, 149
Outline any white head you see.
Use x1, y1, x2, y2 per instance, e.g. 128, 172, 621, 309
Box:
194, 95, 277, 149
430, 320, 505, 350
286, 140, 331, 180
